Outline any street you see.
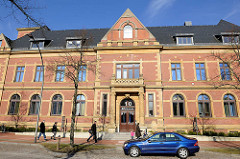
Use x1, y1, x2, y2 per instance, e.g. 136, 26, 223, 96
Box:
0, 142, 239, 159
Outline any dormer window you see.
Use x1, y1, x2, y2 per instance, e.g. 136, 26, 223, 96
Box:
66, 37, 83, 48
29, 38, 50, 50
223, 35, 239, 44
175, 33, 194, 45
123, 25, 133, 39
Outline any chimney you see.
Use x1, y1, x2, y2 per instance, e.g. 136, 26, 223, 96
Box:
16, 27, 40, 39
184, 21, 192, 26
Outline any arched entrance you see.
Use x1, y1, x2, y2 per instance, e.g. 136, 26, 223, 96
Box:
120, 98, 135, 132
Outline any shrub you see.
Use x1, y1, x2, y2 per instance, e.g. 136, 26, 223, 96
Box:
209, 131, 218, 136
203, 131, 210, 136
218, 132, 226, 136
228, 131, 239, 137
175, 130, 187, 135
188, 130, 197, 135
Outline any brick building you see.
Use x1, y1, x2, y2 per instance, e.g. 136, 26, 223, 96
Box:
0, 9, 240, 133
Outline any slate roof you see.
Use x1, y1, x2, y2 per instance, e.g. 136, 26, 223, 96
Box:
10, 20, 240, 51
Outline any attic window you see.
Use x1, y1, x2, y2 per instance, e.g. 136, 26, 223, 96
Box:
0, 40, 2, 47
30, 41, 44, 49
123, 25, 133, 38
176, 37, 193, 45
66, 40, 82, 48
223, 35, 239, 44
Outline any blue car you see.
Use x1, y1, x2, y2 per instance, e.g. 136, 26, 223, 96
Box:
123, 132, 199, 158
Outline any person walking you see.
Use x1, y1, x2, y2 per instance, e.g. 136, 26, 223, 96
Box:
38, 120, 46, 140
135, 123, 141, 139
87, 121, 97, 143
51, 122, 57, 140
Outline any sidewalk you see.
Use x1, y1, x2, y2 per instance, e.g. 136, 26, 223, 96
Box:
0, 132, 240, 148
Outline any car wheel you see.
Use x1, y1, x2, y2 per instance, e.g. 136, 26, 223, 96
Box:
178, 147, 189, 159
129, 146, 140, 157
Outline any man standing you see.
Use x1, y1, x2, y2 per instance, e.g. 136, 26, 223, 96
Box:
135, 123, 141, 139
87, 121, 97, 143
38, 120, 46, 140
51, 122, 57, 140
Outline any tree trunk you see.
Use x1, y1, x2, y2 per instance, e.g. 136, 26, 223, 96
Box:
70, 85, 78, 147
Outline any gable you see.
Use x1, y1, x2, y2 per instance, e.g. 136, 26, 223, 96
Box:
98, 9, 159, 47
0, 33, 11, 51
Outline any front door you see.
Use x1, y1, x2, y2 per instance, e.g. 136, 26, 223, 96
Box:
120, 98, 135, 132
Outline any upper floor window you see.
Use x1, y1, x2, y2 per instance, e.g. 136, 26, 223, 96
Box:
224, 94, 237, 117
34, 66, 44, 82
51, 94, 62, 115
123, 25, 133, 38
116, 64, 139, 79
66, 40, 82, 48
195, 63, 206, 80
9, 94, 20, 115
76, 94, 85, 116
30, 41, 44, 49
55, 65, 65, 82
220, 63, 231, 80
15, 66, 25, 82
29, 94, 40, 115
171, 63, 182, 81
102, 94, 108, 116
148, 94, 154, 116
223, 35, 239, 44
198, 94, 211, 117
173, 94, 185, 117
79, 65, 86, 81
177, 37, 193, 45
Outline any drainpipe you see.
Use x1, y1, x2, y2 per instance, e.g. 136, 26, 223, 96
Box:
159, 46, 165, 132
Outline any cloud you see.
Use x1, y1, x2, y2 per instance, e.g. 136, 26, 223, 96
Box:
224, 5, 240, 20
147, 0, 176, 19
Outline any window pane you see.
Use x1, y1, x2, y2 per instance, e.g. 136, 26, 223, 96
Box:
179, 103, 184, 116
129, 113, 134, 123
173, 103, 177, 116
198, 103, 203, 116
230, 102, 236, 116
123, 25, 133, 38
129, 69, 133, 79
123, 69, 127, 79
134, 69, 139, 78
196, 69, 201, 80
121, 112, 127, 123
172, 70, 176, 80
201, 69, 206, 80
177, 69, 181, 80
116, 69, 121, 79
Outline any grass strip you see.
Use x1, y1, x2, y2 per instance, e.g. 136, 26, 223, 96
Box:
204, 147, 240, 154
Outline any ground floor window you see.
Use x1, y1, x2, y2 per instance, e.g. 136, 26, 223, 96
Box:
198, 94, 211, 117
51, 94, 62, 115
173, 94, 185, 116
102, 94, 108, 116
76, 94, 85, 116
9, 94, 20, 115
29, 94, 40, 115
224, 94, 237, 117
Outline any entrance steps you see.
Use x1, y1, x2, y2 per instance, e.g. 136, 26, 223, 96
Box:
101, 132, 131, 140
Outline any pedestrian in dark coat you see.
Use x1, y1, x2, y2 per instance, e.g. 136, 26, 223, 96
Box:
51, 122, 57, 140
135, 123, 141, 139
38, 120, 46, 140
87, 121, 97, 143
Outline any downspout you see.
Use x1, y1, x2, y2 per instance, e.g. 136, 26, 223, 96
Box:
159, 46, 165, 132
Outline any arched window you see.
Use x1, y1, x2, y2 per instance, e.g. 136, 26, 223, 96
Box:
76, 94, 85, 116
172, 94, 185, 116
51, 94, 62, 115
198, 94, 211, 117
224, 94, 237, 117
29, 94, 40, 115
9, 94, 20, 115
123, 25, 133, 38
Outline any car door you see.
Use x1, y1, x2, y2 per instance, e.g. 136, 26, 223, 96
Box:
142, 133, 166, 154
162, 133, 182, 153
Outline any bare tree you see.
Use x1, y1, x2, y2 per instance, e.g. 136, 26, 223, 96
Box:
211, 35, 240, 89
47, 31, 96, 146
1, 0, 43, 26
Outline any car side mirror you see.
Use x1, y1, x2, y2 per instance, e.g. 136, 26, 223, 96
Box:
148, 140, 151, 143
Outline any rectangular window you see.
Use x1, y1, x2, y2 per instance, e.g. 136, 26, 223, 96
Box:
102, 94, 108, 116
177, 37, 193, 45
148, 94, 154, 116
223, 36, 239, 44
195, 63, 206, 80
31, 41, 44, 49
78, 65, 86, 81
15, 66, 25, 82
66, 40, 82, 48
220, 63, 231, 80
34, 66, 44, 82
0, 40, 2, 47
55, 65, 65, 82
171, 63, 182, 81
116, 64, 140, 79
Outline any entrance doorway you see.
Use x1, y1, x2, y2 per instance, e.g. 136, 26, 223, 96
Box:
120, 98, 135, 132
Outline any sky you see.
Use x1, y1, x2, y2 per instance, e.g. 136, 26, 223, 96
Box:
0, 0, 240, 40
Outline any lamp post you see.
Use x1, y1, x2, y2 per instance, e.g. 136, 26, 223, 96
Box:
28, 34, 44, 143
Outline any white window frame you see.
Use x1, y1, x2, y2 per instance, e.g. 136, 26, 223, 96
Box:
176, 36, 194, 45
123, 25, 133, 39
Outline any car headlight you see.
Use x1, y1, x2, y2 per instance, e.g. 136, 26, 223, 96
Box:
124, 143, 128, 147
